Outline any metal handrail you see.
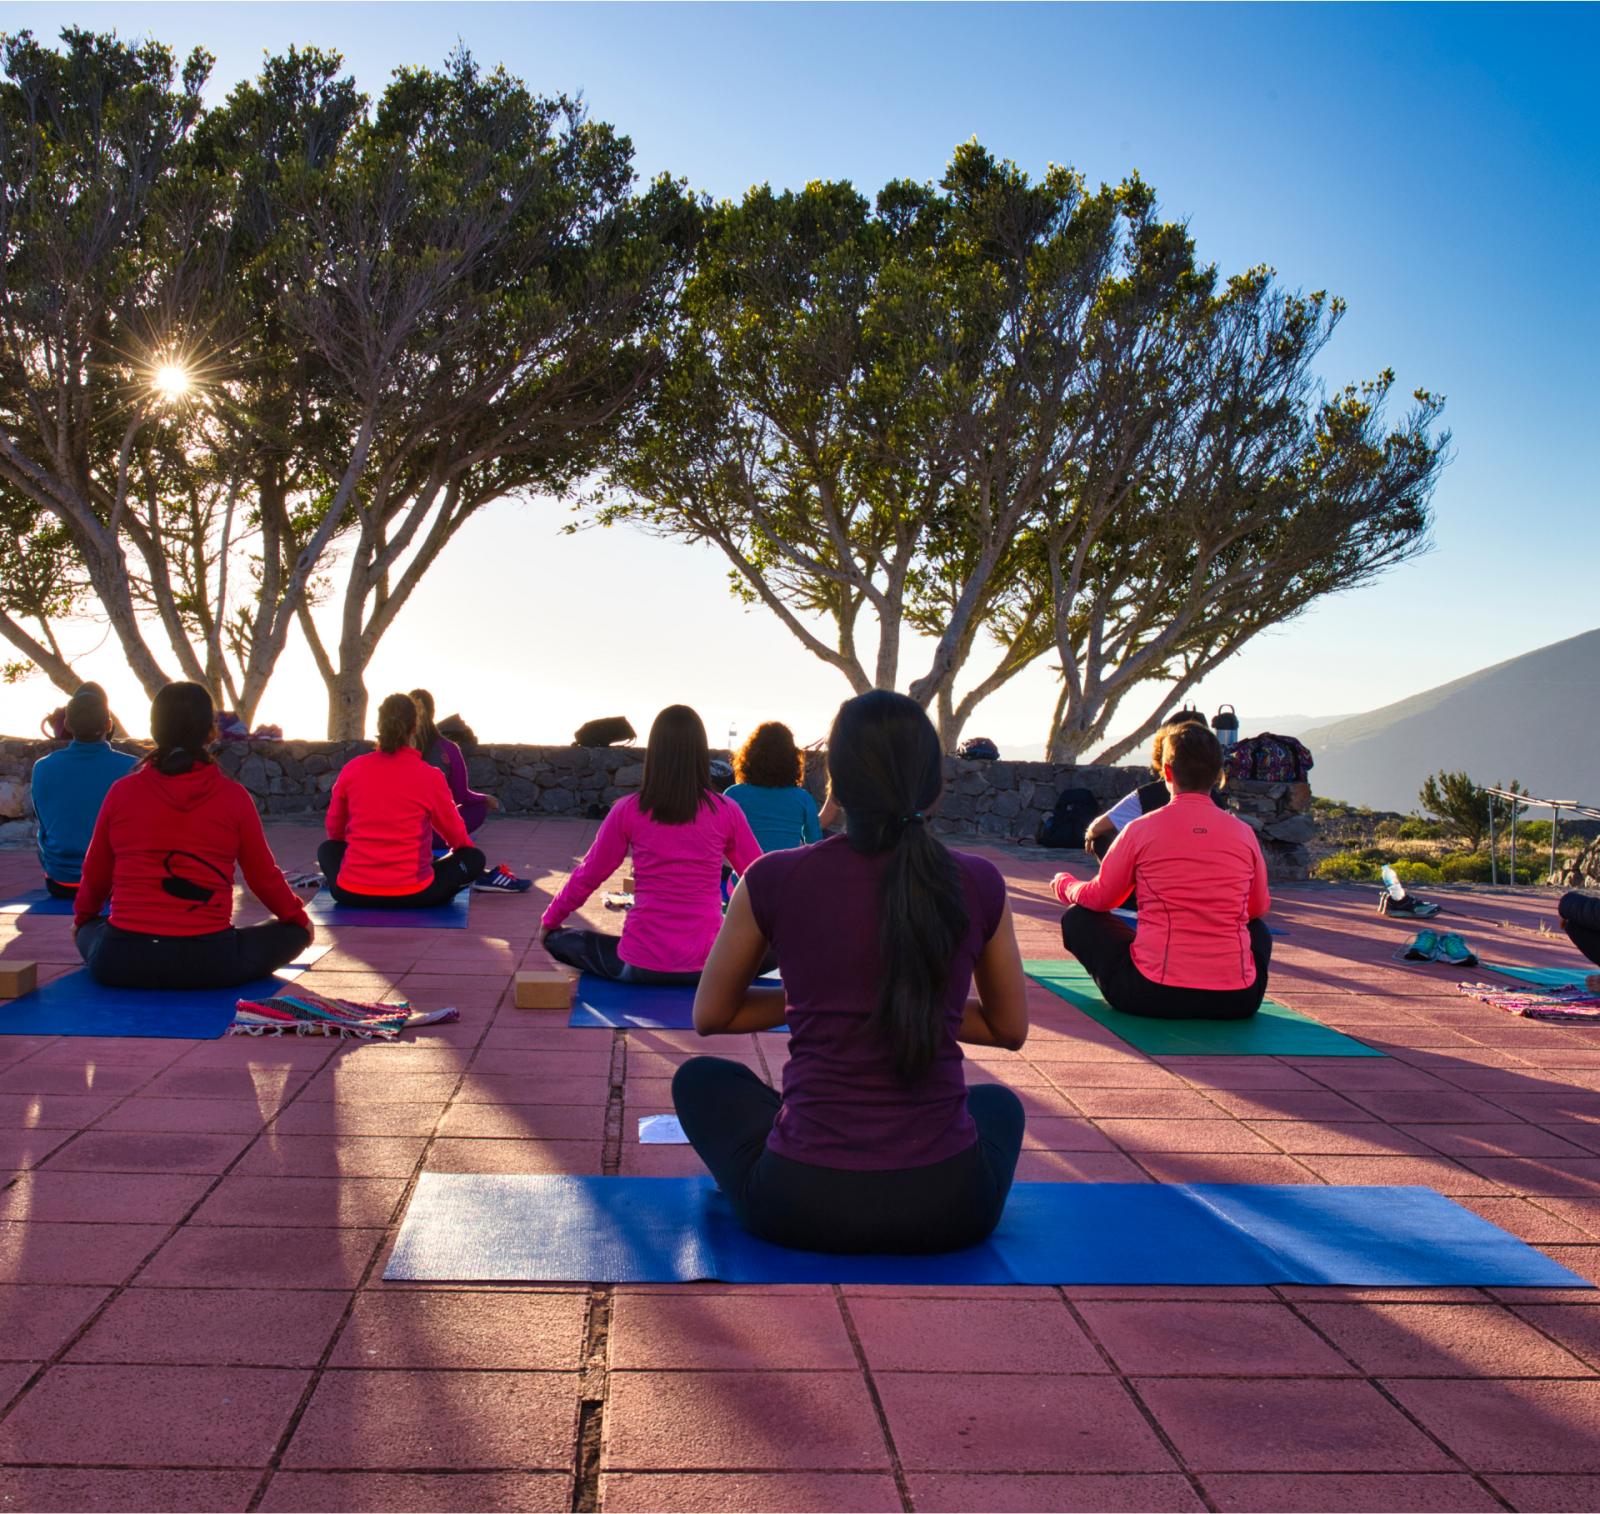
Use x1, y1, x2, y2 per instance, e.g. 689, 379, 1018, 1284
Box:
1483, 787, 1600, 886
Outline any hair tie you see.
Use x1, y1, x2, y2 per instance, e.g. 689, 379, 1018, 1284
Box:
898, 812, 925, 827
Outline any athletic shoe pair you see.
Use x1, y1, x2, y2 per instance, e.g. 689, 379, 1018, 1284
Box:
1396, 929, 1477, 966
474, 863, 533, 894
1378, 891, 1440, 919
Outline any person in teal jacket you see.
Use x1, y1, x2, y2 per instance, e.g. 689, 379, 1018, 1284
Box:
29, 685, 137, 898
724, 722, 823, 853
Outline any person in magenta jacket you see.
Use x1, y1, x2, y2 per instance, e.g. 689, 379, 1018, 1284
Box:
318, 694, 486, 908
541, 705, 762, 984
74, 682, 312, 989
1054, 721, 1272, 1020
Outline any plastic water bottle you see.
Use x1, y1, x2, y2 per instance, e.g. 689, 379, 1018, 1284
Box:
1382, 864, 1405, 900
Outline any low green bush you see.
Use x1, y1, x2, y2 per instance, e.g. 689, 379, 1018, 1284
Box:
1397, 817, 1447, 840
1389, 858, 1442, 885
1314, 852, 1380, 882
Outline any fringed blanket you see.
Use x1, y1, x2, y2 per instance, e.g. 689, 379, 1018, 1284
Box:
1457, 981, 1600, 1023
231, 986, 460, 1040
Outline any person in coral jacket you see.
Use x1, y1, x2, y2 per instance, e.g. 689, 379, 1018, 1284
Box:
317, 693, 486, 908
1054, 721, 1272, 1020
73, 682, 313, 989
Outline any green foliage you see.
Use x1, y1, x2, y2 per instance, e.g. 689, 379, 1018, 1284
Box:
1314, 852, 1378, 881
1418, 770, 1525, 850
1389, 859, 1442, 886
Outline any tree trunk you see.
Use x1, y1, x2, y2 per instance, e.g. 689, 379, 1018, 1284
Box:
327, 667, 369, 740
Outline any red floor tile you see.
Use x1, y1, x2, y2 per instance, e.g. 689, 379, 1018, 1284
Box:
1014, 1150, 1152, 1182
93, 1097, 278, 1134
67, 1285, 350, 1366
0, 1219, 166, 1285
1386, 1379, 1600, 1473
1406, 1124, 1596, 1158
423, 1137, 605, 1174
608, 1293, 856, 1371
328, 1289, 586, 1369
1290, 1153, 1497, 1194
1020, 1117, 1119, 1151
232, 1133, 428, 1178
849, 1297, 1105, 1374
139, 1224, 384, 1288
0, 1283, 110, 1360
1129, 1153, 1319, 1185
189, 1174, 407, 1227
0, 1093, 119, 1129
436, 1101, 607, 1140
1242, 1121, 1432, 1156
0, 1362, 311, 1465
1079, 1301, 1350, 1375
283, 1369, 579, 1469
603, 1370, 888, 1470
599, 1472, 902, 1511
1300, 1302, 1593, 1377
0, 1469, 259, 1512
1201, 1472, 1501, 1511
1135, 1377, 1455, 1472
1486, 1474, 1600, 1511
905, 1473, 1205, 1512
1095, 1119, 1279, 1154
267, 1101, 447, 1136
0, 1170, 211, 1224
259, 1471, 572, 1512
1506, 1306, 1600, 1370
38, 1129, 254, 1174
876, 1373, 1175, 1473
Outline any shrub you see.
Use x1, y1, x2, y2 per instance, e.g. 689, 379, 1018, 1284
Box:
1439, 852, 1493, 883
1397, 817, 1446, 840
1389, 858, 1442, 885
1315, 852, 1380, 882
1518, 820, 1553, 847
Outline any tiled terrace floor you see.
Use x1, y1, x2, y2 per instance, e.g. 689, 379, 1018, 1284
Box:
2, 818, 1599, 1512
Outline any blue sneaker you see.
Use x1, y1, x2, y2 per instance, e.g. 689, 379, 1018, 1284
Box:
473, 863, 532, 894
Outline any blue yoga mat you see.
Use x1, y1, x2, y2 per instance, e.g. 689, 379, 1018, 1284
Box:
307, 887, 471, 930
0, 963, 309, 1040
0, 889, 77, 917
1485, 961, 1596, 990
384, 1174, 1589, 1288
568, 972, 787, 1032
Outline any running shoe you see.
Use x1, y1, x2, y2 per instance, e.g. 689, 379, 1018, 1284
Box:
473, 864, 533, 894
1434, 932, 1479, 967
1396, 930, 1442, 962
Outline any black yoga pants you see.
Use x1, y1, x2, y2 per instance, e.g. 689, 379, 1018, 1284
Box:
1062, 904, 1272, 1020
543, 927, 701, 986
44, 877, 78, 900
76, 917, 311, 990
1559, 891, 1600, 968
318, 840, 485, 909
671, 1054, 1026, 1254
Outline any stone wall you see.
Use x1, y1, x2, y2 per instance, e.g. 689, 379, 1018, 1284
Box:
0, 736, 1314, 879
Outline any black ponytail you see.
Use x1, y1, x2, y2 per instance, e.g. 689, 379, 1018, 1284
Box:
827, 690, 967, 1080
376, 693, 419, 754
142, 682, 217, 776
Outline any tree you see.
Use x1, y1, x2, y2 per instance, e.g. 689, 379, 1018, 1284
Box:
595, 143, 1447, 750
1419, 770, 1526, 850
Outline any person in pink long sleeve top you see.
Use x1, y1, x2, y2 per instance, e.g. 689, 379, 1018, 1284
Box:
541, 705, 762, 984
1053, 722, 1273, 1019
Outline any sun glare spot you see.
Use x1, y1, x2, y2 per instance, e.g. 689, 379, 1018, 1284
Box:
152, 362, 191, 400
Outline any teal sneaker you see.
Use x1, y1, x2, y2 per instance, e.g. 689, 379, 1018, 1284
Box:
1397, 930, 1441, 962
1435, 932, 1479, 967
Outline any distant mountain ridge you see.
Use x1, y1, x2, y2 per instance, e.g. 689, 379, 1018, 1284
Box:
1297, 628, 1600, 811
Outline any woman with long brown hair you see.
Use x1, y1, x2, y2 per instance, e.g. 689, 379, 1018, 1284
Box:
541, 705, 761, 984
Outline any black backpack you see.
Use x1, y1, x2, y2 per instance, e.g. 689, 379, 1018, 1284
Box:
574, 716, 636, 748
1037, 787, 1098, 849
957, 736, 1000, 761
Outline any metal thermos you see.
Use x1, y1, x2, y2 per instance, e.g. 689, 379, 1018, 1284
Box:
1211, 704, 1239, 749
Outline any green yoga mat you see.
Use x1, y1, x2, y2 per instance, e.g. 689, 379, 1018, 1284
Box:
1023, 960, 1383, 1057
1484, 962, 1596, 990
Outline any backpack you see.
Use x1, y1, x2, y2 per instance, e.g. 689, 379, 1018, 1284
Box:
1225, 733, 1314, 784
1036, 787, 1098, 849
957, 736, 1000, 761
574, 716, 635, 748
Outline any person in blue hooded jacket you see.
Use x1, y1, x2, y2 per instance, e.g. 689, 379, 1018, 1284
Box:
29, 685, 137, 899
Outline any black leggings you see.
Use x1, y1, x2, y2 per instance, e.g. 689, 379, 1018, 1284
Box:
1559, 892, 1600, 968
318, 840, 484, 909
1062, 905, 1272, 1020
76, 917, 311, 990
44, 877, 78, 901
672, 1055, 1026, 1254
544, 928, 701, 986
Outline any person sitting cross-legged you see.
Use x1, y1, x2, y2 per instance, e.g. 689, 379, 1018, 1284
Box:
1556, 891, 1600, 994
540, 704, 762, 985
672, 689, 1030, 1255
73, 681, 313, 989
1055, 720, 1272, 1020
30, 683, 137, 901
318, 694, 486, 909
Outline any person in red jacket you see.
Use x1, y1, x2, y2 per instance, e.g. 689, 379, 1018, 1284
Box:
73, 682, 313, 989
1054, 721, 1272, 1020
318, 693, 486, 907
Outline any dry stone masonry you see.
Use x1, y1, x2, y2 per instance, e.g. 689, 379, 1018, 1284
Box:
0, 736, 1314, 878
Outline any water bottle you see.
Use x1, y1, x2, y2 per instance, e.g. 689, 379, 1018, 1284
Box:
1381, 864, 1405, 901
1212, 704, 1239, 749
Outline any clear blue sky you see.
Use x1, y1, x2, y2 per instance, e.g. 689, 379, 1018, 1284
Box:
1, 3, 1595, 749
